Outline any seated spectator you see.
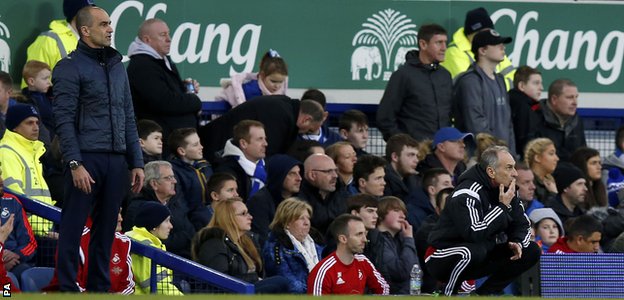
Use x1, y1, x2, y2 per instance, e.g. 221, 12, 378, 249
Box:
417, 127, 472, 185
0, 167, 37, 279
191, 198, 289, 293
298, 154, 349, 235
466, 132, 507, 169
307, 214, 389, 295
215, 120, 267, 200
529, 208, 564, 253
548, 215, 602, 253
248, 154, 302, 244
126, 202, 182, 295
351, 155, 386, 196
205, 172, 239, 222
137, 119, 163, 164
263, 198, 323, 293
383, 133, 421, 200
287, 140, 325, 163
325, 142, 357, 188
297, 89, 342, 147
323, 194, 379, 258
217, 49, 288, 107
125, 161, 195, 259
570, 147, 607, 210
338, 109, 369, 157
509, 66, 543, 156
549, 163, 587, 225
525, 137, 559, 205
585, 207, 624, 252
603, 125, 624, 208
516, 162, 544, 215
168, 128, 213, 229
406, 168, 453, 230
371, 196, 417, 295
46, 211, 134, 294
0, 103, 55, 237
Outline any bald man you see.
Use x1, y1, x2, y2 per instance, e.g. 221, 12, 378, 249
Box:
297, 154, 350, 235
127, 18, 202, 143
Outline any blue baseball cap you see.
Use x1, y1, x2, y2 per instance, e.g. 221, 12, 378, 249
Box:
433, 127, 473, 149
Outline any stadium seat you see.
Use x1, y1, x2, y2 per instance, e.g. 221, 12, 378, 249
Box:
7, 272, 19, 290
20, 267, 54, 292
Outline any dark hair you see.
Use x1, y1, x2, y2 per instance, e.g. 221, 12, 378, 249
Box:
287, 140, 323, 163
353, 155, 386, 186
566, 215, 603, 239
259, 50, 288, 77
347, 194, 378, 212
422, 168, 451, 189
548, 78, 577, 101
385, 133, 419, 161
302, 89, 326, 108
168, 127, 198, 157
207, 173, 237, 199
299, 99, 325, 122
515, 161, 530, 171
436, 187, 454, 211
570, 147, 607, 208
137, 119, 162, 140
377, 196, 407, 221
616, 125, 624, 151
339, 109, 368, 131
513, 65, 541, 89
329, 214, 363, 241
233, 119, 264, 146
76, 6, 100, 38
0, 71, 13, 91
418, 23, 447, 42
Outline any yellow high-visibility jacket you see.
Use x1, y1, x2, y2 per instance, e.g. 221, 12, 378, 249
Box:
126, 227, 183, 295
0, 130, 54, 236
441, 27, 516, 90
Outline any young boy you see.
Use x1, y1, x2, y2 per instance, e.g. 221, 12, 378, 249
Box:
339, 109, 370, 157
168, 128, 213, 229
205, 172, 239, 222
21, 61, 53, 140
137, 119, 163, 164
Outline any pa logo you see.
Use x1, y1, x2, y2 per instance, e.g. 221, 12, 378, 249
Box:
0, 21, 10, 73
351, 9, 418, 81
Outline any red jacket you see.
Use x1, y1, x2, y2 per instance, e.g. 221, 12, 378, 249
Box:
547, 237, 576, 254
307, 252, 389, 295
0, 242, 20, 294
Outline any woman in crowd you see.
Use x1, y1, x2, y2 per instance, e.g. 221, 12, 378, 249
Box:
191, 197, 288, 293
262, 198, 323, 293
524, 138, 559, 206
326, 141, 357, 188
571, 147, 608, 210
529, 208, 564, 253
216, 49, 288, 107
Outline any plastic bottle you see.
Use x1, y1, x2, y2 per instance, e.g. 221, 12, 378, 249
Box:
409, 263, 422, 295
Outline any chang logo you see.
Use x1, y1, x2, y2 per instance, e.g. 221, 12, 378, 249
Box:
0, 21, 11, 73
351, 9, 418, 81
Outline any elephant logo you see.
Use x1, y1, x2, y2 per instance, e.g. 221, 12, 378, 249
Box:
0, 21, 10, 73
351, 9, 418, 81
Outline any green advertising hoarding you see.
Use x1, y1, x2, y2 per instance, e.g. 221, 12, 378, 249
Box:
0, 0, 622, 106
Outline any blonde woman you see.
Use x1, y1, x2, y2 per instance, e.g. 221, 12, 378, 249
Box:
524, 138, 559, 205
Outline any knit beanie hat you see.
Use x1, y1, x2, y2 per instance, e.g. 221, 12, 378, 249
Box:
552, 162, 585, 194
64, 0, 95, 22
134, 202, 170, 230
464, 7, 494, 36
529, 208, 565, 236
5, 103, 39, 131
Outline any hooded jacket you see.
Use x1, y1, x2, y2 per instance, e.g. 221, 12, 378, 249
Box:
534, 99, 586, 162
216, 72, 289, 107
169, 156, 213, 229
377, 50, 452, 141
603, 150, 624, 207
248, 154, 301, 242
126, 38, 202, 138
428, 165, 532, 251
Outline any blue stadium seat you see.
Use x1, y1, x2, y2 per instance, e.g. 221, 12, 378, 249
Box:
20, 267, 54, 292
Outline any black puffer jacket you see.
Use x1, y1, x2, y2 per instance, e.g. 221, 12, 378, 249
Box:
534, 99, 586, 162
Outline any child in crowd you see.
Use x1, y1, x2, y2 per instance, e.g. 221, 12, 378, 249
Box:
217, 49, 288, 107
20, 60, 54, 141
339, 109, 370, 157
137, 119, 163, 164
529, 208, 564, 253
168, 128, 213, 229
205, 172, 239, 222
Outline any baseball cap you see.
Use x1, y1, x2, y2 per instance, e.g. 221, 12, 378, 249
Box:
433, 127, 473, 149
471, 29, 512, 54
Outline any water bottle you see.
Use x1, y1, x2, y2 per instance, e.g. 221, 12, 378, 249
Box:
410, 263, 422, 295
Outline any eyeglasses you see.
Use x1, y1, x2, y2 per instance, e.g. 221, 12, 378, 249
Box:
235, 211, 250, 217
159, 175, 176, 181
312, 168, 338, 174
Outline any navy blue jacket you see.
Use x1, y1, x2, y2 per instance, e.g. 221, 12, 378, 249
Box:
52, 40, 143, 168
1, 192, 37, 262
169, 157, 213, 230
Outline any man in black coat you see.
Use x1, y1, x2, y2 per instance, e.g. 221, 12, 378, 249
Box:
127, 18, 202, 142
509, 66, 543, 157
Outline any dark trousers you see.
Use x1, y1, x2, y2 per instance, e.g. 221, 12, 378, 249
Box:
425, 241, 540, 296
57, 153, 128, 292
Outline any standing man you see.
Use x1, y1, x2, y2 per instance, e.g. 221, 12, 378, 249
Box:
377, 24, 452, 142
453, 29, 516, 154
426, 146, 540, 296
127, 18, 202, 143
308, 214, 389, 295
52, 6, 144, 292
442, 7, 515, 89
